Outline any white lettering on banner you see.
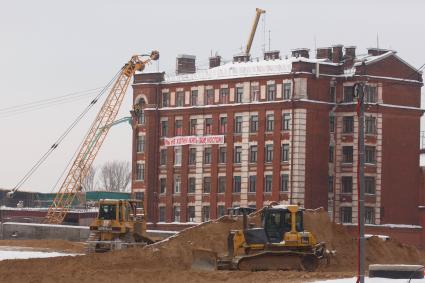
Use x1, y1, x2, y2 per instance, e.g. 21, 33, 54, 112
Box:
164, 135, 225, 146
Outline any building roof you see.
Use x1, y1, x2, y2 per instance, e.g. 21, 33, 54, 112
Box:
162, 51, 403, 84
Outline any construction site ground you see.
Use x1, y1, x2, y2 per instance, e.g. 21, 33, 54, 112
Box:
0, 209, 424, 283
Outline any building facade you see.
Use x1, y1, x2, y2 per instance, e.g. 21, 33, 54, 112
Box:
131, 45, 423, 227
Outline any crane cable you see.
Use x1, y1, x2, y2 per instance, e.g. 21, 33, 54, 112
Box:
11, 68, 122, 194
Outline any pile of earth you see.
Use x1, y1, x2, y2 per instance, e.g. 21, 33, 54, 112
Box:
0, 208, 424, 282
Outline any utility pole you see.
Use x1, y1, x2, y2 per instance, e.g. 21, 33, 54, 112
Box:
354, 81, 366, 283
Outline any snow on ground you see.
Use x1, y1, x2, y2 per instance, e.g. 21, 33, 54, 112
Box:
0, 246, 80, 261
314, 277, 425, 282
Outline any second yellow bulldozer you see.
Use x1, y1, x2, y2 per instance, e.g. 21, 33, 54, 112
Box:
193, 204, 329, 271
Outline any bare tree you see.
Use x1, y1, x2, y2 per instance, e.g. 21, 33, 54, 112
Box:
81, 166, 97, 192
99, 160, 131, 192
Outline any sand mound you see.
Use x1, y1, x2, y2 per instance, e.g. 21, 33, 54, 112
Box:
0, 209, 424, 282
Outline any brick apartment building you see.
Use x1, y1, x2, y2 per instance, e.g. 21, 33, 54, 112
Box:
130, 46, 423, 230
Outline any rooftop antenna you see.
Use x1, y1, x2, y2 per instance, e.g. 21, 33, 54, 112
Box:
314, 35, 317, 58
268, 30, 271, 51
377, 33, 379, 50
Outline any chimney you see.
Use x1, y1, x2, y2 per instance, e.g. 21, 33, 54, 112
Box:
367, 48, 391, 56
332, 45, 343, 63
291, 48, 310, 59
343, 46, 356, 68
233, 53, 250, 63
345, 46, 356, 59
209, 55, 221, 68
264, 50, 280, 60
316, 47, 332, 60
176, 54, 196, 74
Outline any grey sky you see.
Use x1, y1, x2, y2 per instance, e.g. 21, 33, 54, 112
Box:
1, 0, 424, 192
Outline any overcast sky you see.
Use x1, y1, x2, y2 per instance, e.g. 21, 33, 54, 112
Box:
1, 0, 424, 193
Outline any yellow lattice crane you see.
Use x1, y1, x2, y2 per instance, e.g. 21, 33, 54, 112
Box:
45, 51, 159, 224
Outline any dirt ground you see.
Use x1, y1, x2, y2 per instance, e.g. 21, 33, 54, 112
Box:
0, 208, 424, 283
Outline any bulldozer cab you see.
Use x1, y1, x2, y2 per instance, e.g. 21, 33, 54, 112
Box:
262, 205, 304, 243
98, 203, 117, 221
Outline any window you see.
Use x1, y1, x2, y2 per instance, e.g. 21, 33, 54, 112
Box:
233, 176, 241, 193
176, 92, 184, 107
137, 135, 145, 153
137, 110, 145, 125
234, 146, 242, 163
174, 147, 182, 165
342, 146, 353, 163
341, 176, 353, 193
343, 116, 354, 133
190, 119, 197, 135
365, 146, 376, 164
136, 163, 144, 181
191, 90, 198, 106
265, 144, 273, 163
266, 114, 274, 131
174, 175, 181, 194
203, 177, 211, 193
189, 148, 196, 165
235, 87, 243, 103
162, 93, 170, 107
159, 178, 166, 194
188, 206, 195, 222
250, 85, 259, 101
266, 84, 276, 101
218, 176, 226, 193
159, 207, 166, 222
220, 117, 227, 134
365, 116, 376, 134
204, 147, 212, 164
219, 147, 227, 163
250, 115, 258, 132
188, 177, 196, 194
329, 146, 334, 163
328, 176, 334, 193
282, 113, 290, 130
173, 206, 180, 222
160, 149, 167, 165
175, 119, 183, 136
283, 83, 291, 100
160, 121, 169, 137
217, 205, 226, 218
329, 116, 335, 133
204, 118, 213, 135
366, 86, 377, 103
340, 207, 352, 223
330, 86, 336, 102
249, 145, 258, 163
365, 176, 375, 194
343, 86, 354, 102
202, 206, 210, 222
219, 88, 229, 104
135, 192, 144, 200
205, 89, 214, 105
265, 175, 272, 193
281, 144, 289, 162
234, 116, 242, 133
280, 174, 289, 192
249, 175, 256, 193
365, 207, 375, 224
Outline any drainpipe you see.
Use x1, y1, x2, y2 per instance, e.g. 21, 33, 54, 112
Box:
290, 74, 295, 205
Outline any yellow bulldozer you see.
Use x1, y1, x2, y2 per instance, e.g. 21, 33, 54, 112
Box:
86, 199, 154, 253
193, 204, 329, 271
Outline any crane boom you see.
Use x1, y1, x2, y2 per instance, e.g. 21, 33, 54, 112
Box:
245, 8, 265, 56
45, 51, 159, 224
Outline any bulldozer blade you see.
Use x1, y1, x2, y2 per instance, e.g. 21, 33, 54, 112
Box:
191, 249, 218, 271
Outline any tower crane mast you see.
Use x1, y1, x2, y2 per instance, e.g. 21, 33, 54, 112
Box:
45, 51, 159, 224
